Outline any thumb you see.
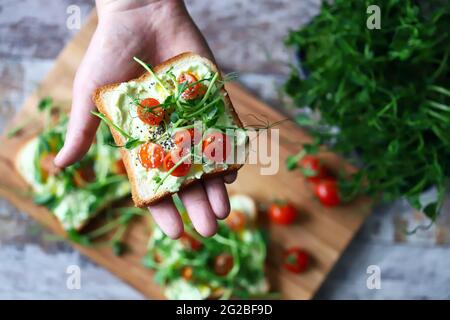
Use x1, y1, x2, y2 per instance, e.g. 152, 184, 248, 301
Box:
54, 73, 100, 168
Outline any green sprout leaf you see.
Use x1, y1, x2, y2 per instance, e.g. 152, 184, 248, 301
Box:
285, 155, 299, 171
38, 97, 53, 112
125, 138, 144, 150
112, 241, 128, 256
283, 0, 450, 225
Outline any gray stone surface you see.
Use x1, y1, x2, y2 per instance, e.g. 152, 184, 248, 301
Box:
1, 0, 449, 299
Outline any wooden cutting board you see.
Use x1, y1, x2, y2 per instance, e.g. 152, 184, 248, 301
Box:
0, 12, 371, 299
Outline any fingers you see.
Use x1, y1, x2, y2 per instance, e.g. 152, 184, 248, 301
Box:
203, 177, 230, 219
148, 198, 184, 239
54, 62, 101, 167
179, 182, 217, 237
54, 110, 99, 167
223, 171, 237, 184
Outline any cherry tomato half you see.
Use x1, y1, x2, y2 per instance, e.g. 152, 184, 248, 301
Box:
181, 266, 193, 281
163, 148, 192, 177
178, 72, 204, 100
314, 179, 341, 207
180, 232, 202, 251
225, 210, 247, 231
202, 132, 231, 163
213, 253, 234, 276
40, 152, 61, 179
268, 201, 297, 225
113, 159, 127, 176
137, 98, 165, 126
73, 165, 96, 187
300, 155, 330, 183
283, 247, 309, 274
139, 142, 165, 170
174, 128, 201, 148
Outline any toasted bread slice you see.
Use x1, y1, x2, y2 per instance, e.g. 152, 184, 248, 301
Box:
93, 52, 245, 207
15, 136, 130, 231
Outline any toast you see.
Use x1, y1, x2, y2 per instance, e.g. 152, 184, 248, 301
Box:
144, 194, 269, 299
15, 119, 131, 231
93, 52, 246, 207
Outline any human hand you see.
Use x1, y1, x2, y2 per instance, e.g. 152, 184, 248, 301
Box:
55, 0, 236, 238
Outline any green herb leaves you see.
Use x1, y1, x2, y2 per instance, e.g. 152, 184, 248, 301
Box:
38, 97, 53, 112
284, 0, 450, 222
91, 111, 144, 150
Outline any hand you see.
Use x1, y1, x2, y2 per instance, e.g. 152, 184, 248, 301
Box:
54, 0, 236, 238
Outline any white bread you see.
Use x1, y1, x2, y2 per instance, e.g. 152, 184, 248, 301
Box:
93, 52, 245, 207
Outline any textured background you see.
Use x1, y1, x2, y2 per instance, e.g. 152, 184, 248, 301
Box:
1, 0, 450, 299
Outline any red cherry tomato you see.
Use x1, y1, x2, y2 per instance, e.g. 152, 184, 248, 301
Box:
181, 266, 193, 280
268, 201, 297, 225
40, 152, 61, 179
283, 247, 309, 274
73, 165, 96, 187
163, 148, 192, 177
137, 98, 165, 126
180, 232, 202, 251
314, 179, 341, 207
213, 253, 234, 276
139, 143, 165, 170
174, 128, 201, 148
300, 155, 330, 183
113, 159, 127, 176
202, 132, 231, 163
178, 72, 204, 100
225, 210, 247, 231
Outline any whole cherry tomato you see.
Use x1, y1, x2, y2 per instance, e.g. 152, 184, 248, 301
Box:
137, 97, 165, 125
213, 253, 234, 276
180, 232, 202, 251
299, 155, 330, 183
268, 201, 297, 225
283, 247, 309, 274
314, 179, 341, 207
73, 165, 96, 187
225, 210, 247, 231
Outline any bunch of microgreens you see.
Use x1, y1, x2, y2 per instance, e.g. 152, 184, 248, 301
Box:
142, 195, 272, 299
66, 207, 146, 256
284, 0, 450, 227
